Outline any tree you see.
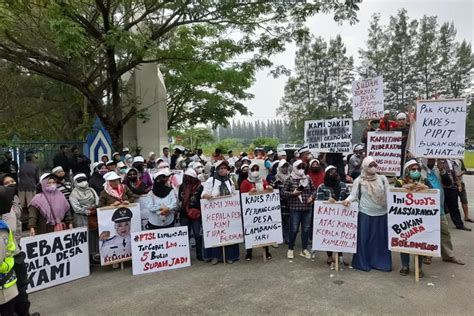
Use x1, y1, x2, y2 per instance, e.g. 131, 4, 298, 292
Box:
278, 34, 353, 141
169, 127, 214, 150
358, 13, 388, 78
0, 1, 360, 147
415, 15, 438, 99
385, 9, 419, 111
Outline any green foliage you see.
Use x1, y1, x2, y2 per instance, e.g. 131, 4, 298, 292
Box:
277, 32, 353, 140
202, 138, 245, 156
169, 127, 214, 150
0, 0, 359, 146
252, 137, 279, 150
466, 100, 474, 140
359, 11, 473, 112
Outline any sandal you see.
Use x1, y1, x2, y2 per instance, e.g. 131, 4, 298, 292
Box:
465, 218, 474, 223
423, 257, 432, 265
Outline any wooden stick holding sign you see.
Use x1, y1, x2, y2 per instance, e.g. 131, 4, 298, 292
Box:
335, 253, 339, 272
415, 255, 420, 282
222, 246, 226, 266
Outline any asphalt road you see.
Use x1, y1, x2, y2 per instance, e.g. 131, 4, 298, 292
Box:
29, 176, 474, 315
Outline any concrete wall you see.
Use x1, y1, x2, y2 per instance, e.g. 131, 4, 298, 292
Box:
123, 63, 168, 157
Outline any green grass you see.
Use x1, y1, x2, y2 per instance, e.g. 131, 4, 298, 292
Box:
465, 151, 474, 169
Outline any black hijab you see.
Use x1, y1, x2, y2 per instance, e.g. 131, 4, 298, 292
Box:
152, 176, 173, 198
324, 171, 341, 201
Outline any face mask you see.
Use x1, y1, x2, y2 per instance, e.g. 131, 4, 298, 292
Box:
119, 168, 127, 174
45, 185, 56, 192
251, 171, 259, 178
281, 168, 289, 174
297, 169, 305, 176
310, 167, 321, 172
128, 176, 138, 182
427, 163, 435, 169
76, 181, 88, 188
99, 170, 108, 175
195, 167, 203, 175
367, 167, 377, 175
56, 176, 65, 181
410, 170, 421, 180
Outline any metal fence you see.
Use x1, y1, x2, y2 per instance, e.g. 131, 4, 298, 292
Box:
0, 141, 85, 173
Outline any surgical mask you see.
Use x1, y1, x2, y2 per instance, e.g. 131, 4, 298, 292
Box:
297, 169, 305, 176
251, 171, 259, 178
119, 168, 127, 174
367, 167, 377, 175
45, 185, 56, 192
76, 181, 88, 188
410, 170, 421, 180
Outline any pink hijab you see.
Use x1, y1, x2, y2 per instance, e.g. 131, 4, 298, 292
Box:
29, 179, 70, 225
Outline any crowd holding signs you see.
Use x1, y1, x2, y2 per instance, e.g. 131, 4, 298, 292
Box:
13, 76, 469, 297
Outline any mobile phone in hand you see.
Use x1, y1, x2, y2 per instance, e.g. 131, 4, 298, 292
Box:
298, 185, 305, 191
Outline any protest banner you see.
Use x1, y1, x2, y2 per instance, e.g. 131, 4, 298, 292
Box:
200, 193, 244, 248
351, 75, 384, 120
312, 201, 358, 254
21, 227, 90, 293
367, 131, 402, 176
97, 203, 142, 266
241, 191, 283, 249
304, 118, 352, 153
415, 99, 467, 158
138, 194, 152, 230
388, 188, 441, 257
131, 226, 191, 276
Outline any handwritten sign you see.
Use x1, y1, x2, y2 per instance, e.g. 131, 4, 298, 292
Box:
200, 193, 244, 248
312, 202, 358, 253
97, 204, 142, 266
241, 191, 283, 249
388, 189, 441, 256
367, 131, 402, 176
21, 227, 90, 293
351, 76, 384, 120
131, 226, 191, 275
304, 118, 352, 153
415, 99, 466, 158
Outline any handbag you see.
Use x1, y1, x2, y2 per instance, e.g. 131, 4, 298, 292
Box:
186, 207, 201, 220
45, 195, 67, 231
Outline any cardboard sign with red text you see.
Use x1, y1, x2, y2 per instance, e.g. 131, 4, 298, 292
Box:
388, 189, 441, 256
312, 201, 359, 253
367, 131, 402, 176
200, 193, 244, 248
131, 226, 191, 275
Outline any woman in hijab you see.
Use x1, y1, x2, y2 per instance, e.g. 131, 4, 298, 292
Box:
132, 157, 153, 191
240, 163, 272, 261
343, 156, 391, 272
98, 171, 135, 207
123, 168, 148, 197
271, 160, 291, 244
157, 161, 180, 190
282, 160, 316, 261
237, 164, 249, 189
69, 173, 100, 264
308, 159, 325, 190
145, 169, 177, 229
28, 174, 73, 236
202, 160, 240, 265
315, 166, 351, 270
179, 168, 204, 261
394, 160, 430, 277
89, 162, 108, 195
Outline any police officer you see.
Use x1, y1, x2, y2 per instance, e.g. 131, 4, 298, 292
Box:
100, 207, 133, 265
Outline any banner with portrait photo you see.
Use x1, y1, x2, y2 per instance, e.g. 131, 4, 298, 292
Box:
97, 203, 141, 266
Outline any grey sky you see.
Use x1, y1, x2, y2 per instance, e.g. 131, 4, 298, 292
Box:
240, 0, 473, 121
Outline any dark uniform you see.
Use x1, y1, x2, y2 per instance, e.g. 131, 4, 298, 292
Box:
100, 207, 133, 264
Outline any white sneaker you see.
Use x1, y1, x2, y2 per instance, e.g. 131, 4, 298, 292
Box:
311, 251, 316, 261
300, 249, 311, 259
287, 250, 294, 259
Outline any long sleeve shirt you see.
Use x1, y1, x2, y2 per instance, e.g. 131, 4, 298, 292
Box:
144, 191, 177, 227
345, 175, 389, 217
281, 176, 315, 212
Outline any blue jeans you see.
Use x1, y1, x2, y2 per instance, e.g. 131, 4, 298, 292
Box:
400, 253, 423, 269
289, 210, 312, 250
282, 214, 290, 243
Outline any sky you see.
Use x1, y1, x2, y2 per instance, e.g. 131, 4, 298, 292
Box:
238, 0, 473, 121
